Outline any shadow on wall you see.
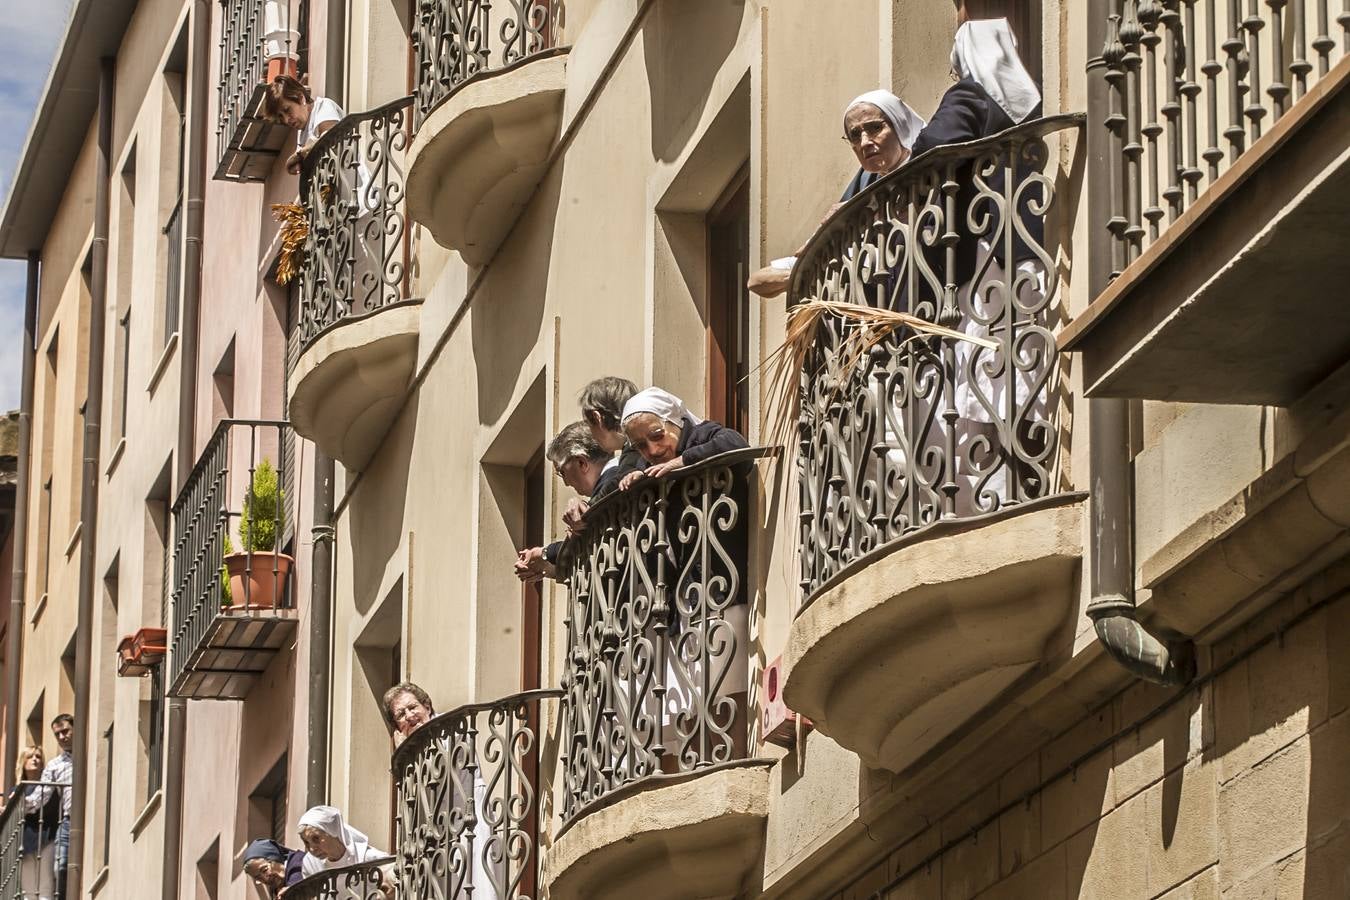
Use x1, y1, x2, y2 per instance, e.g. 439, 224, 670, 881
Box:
643, 0, 747, 164
347, 389, 419, 617
470, 164, 563, 426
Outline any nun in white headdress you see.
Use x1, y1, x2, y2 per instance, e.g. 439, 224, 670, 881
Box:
909, 17, 1051, 511
747, 89, 926, 297
297, 805, 389, 876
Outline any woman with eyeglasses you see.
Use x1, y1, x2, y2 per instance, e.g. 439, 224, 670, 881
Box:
746, 90, 925, 299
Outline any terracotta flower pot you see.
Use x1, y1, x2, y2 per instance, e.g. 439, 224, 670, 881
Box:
224, 551, 294, 611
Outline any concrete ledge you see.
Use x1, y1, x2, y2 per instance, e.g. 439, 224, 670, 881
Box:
407, 51, 568, 265
288, 302, 422, 471
782, 499, 1084, 773
543, 760, 772, 900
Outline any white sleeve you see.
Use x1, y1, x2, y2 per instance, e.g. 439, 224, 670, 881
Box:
310, 97, 345, 130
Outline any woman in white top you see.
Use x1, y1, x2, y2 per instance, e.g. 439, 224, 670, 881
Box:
262, 75, 345, 174
297, 805, 394, 896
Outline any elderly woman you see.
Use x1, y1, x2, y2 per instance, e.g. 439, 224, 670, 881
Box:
297, 806, 392, 895
747, 90, 925, 298
9, 745, 59, 900
381, 681, 435, 744
262, 75, 344, 175
618, 387, 749, 487
242, 839, 305, 898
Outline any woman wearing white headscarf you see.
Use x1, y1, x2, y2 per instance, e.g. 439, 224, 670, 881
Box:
911, 15, 1050, 510
747, 90, 926, 298
617, 387, 749, 486
297, 806, 394, 896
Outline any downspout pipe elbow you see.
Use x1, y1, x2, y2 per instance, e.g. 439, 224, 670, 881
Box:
1087, 594, 1195, 686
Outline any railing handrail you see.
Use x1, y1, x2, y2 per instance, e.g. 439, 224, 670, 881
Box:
556, 446, 777, 557
171, 417, 291, 516
788, 113, 1086, 303
390, 687, 563, 773
285, 857, 396, 895
299, 94, 416, 185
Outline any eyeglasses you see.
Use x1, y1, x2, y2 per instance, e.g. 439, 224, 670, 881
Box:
843, 119, 890, 146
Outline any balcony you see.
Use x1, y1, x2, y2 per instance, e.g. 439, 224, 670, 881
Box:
215, 0, 308, 182
543, 449, 774, 900
284, 859, 395, 899
780, 117, 1087, 774
0, 781, 64, 899
1061, 3, 1350, 404
287, 98, 423, 471
168, 420, 300, 701
392, 690, 559, 900
406, 0, 569, 264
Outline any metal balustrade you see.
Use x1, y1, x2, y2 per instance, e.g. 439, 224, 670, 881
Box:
217, 0, 268, 174
1100, 0, 1348, 273
790, 116, 1083, 602
392, 690, 560, 899
297, 98, 413, 351
412, 0, 567, 129
0, 781, 66, 900
168, 419, 296, 698
557, 448, 768, 828
285, 859, 395, 900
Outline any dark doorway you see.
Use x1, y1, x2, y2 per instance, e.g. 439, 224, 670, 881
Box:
520, 448, 545, 692
707, 167, 751, 435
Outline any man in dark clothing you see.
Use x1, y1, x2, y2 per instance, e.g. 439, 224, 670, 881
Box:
514, 421, 620, 583
243, 839, 306, 896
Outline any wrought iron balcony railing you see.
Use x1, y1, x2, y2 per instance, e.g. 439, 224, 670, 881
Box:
1100, 0, 1347, 274
297, 97, 413, 351
169, 419, 298, 699
0, 781, 65, 900
790, 116, 1083, 601
392, 689, 560, 900
412, 0, 567, 129
285, 859, 396, 900
216, 0, 308, 181
556, 448, 768, 828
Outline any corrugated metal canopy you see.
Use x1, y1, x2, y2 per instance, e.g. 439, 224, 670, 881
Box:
0, 0, 139, 259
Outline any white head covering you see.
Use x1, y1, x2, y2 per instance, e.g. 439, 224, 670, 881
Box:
843, 90, 926, 151
622, 388, 703, 429
950, 18, 1041, 124
298, 805, 382, 874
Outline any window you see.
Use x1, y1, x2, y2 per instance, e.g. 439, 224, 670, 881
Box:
101, 723, 114, 866
248, 755, 289, 844
145, 667, 165, 799
116, 309, 131, 440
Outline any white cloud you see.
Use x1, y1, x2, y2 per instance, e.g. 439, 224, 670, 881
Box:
0, 2, 71, 412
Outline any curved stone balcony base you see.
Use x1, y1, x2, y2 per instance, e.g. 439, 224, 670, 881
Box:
288, 302, 422, 471
544, 760, 772, 900
783, 496, 1085, 774
407, 51, 568, 265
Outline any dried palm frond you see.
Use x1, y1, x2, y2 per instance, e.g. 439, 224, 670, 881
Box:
758, 298, 997, 459
271, 202, 308, 285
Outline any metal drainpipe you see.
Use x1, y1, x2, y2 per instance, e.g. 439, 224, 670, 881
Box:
67, 57, 115, 900
3, 251, 39, 791
1085, 0, 1194, 686
305, 0, 345, 809
162, 1, 210, 895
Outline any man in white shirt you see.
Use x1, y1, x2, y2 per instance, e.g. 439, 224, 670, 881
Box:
40, 714, 74, 899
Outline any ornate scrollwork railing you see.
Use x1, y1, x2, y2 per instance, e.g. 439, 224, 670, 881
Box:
285, 859, 395, 900
1099, 0, 1347, 274
790, 115, 1083, 602
556, 447, 769, 828
392, 690, 560, 900
412, 0, 567, 129
297, 97, 412, 350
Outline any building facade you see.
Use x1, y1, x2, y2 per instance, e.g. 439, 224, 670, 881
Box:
0, 0, 1347, 898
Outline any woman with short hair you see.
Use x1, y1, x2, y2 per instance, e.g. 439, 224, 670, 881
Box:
262, 75, 345, 175
381, 681, 435, 744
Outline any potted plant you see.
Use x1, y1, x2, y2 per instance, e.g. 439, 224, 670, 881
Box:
223, 459, 294, 611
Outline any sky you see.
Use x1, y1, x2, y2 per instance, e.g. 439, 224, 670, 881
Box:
0, 2, 75, 412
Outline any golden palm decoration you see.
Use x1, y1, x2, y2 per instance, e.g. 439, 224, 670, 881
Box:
759, 298, 997, 457
271, 202, 308, 285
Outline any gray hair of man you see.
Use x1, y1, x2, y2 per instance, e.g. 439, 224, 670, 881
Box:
546, 421, 612, 469
577, 376, 638, 432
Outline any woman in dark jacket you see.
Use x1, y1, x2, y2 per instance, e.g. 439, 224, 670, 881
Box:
11, 745, 59, 900
243, 839, 307, 897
